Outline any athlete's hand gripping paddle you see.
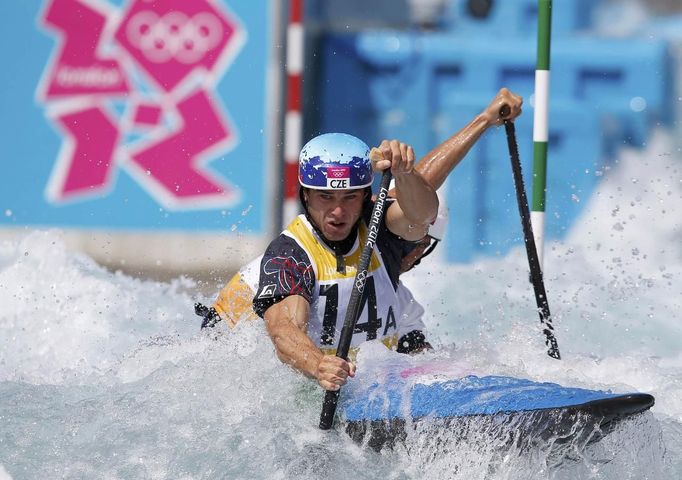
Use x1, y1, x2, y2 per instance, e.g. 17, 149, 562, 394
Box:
319, 149, 393, 430
500, 105, 561, 360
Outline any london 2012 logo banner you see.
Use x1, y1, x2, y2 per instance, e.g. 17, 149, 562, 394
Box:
36, 0, 246, 209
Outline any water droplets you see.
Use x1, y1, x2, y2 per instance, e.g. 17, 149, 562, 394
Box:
629, 96, 647, 112
611, 205, 620, 217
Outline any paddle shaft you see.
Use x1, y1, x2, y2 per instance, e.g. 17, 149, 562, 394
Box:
319, 170, 394, 430
500, 106, 561, 360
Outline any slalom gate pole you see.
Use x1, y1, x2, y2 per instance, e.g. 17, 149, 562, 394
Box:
282, 0, 305, 228
531, 0, 553, 268
319, 169, 393, 430
500, 105, 561, 360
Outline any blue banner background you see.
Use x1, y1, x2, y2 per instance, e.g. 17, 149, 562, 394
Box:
0, 1, 274, 235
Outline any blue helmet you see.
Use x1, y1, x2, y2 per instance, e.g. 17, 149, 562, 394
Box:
298, 133, 374, 190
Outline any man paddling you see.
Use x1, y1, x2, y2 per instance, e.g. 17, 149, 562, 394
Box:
251, 133, 438, 391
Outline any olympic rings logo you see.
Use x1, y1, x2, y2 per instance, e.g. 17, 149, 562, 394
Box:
125, 11, 224, 64
328, 167, 349, 178
355, 271, 367, 293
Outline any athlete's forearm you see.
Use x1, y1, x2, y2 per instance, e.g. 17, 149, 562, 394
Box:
263, 297, 323, 379
271, 326, 324, 379
417, 88, 523, 189
263, 297, 355, 391
416, 113, 491, 190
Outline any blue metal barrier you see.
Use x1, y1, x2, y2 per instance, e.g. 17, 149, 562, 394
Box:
315, 4, 674, 262
352, 32, 670, 149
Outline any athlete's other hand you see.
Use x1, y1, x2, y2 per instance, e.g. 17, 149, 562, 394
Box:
371, 140, 416, 177
483, 87, 523, 126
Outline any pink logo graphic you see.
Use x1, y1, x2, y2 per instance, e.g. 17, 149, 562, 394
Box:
37, 0, 246, 209
38, 0, 131, 99
114, 0, 242, 92
46, 104, 120, 201
327, 166, 350, 179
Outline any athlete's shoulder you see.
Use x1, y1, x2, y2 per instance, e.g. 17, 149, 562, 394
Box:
262, 231, 311, 264
253, 233, 317, 317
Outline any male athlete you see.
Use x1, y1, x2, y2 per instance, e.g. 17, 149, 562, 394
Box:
250, 134, 438, 391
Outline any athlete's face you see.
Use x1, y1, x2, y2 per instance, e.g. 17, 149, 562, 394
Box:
304, 189, 365, 241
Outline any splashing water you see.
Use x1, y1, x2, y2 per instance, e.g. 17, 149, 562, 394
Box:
0, 131, 680, 479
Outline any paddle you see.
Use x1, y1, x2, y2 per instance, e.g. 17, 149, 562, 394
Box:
500, 105, 561, 360
319, 157, 393, 430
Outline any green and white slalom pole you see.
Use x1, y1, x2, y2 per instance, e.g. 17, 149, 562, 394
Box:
532, 0, 552, 269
